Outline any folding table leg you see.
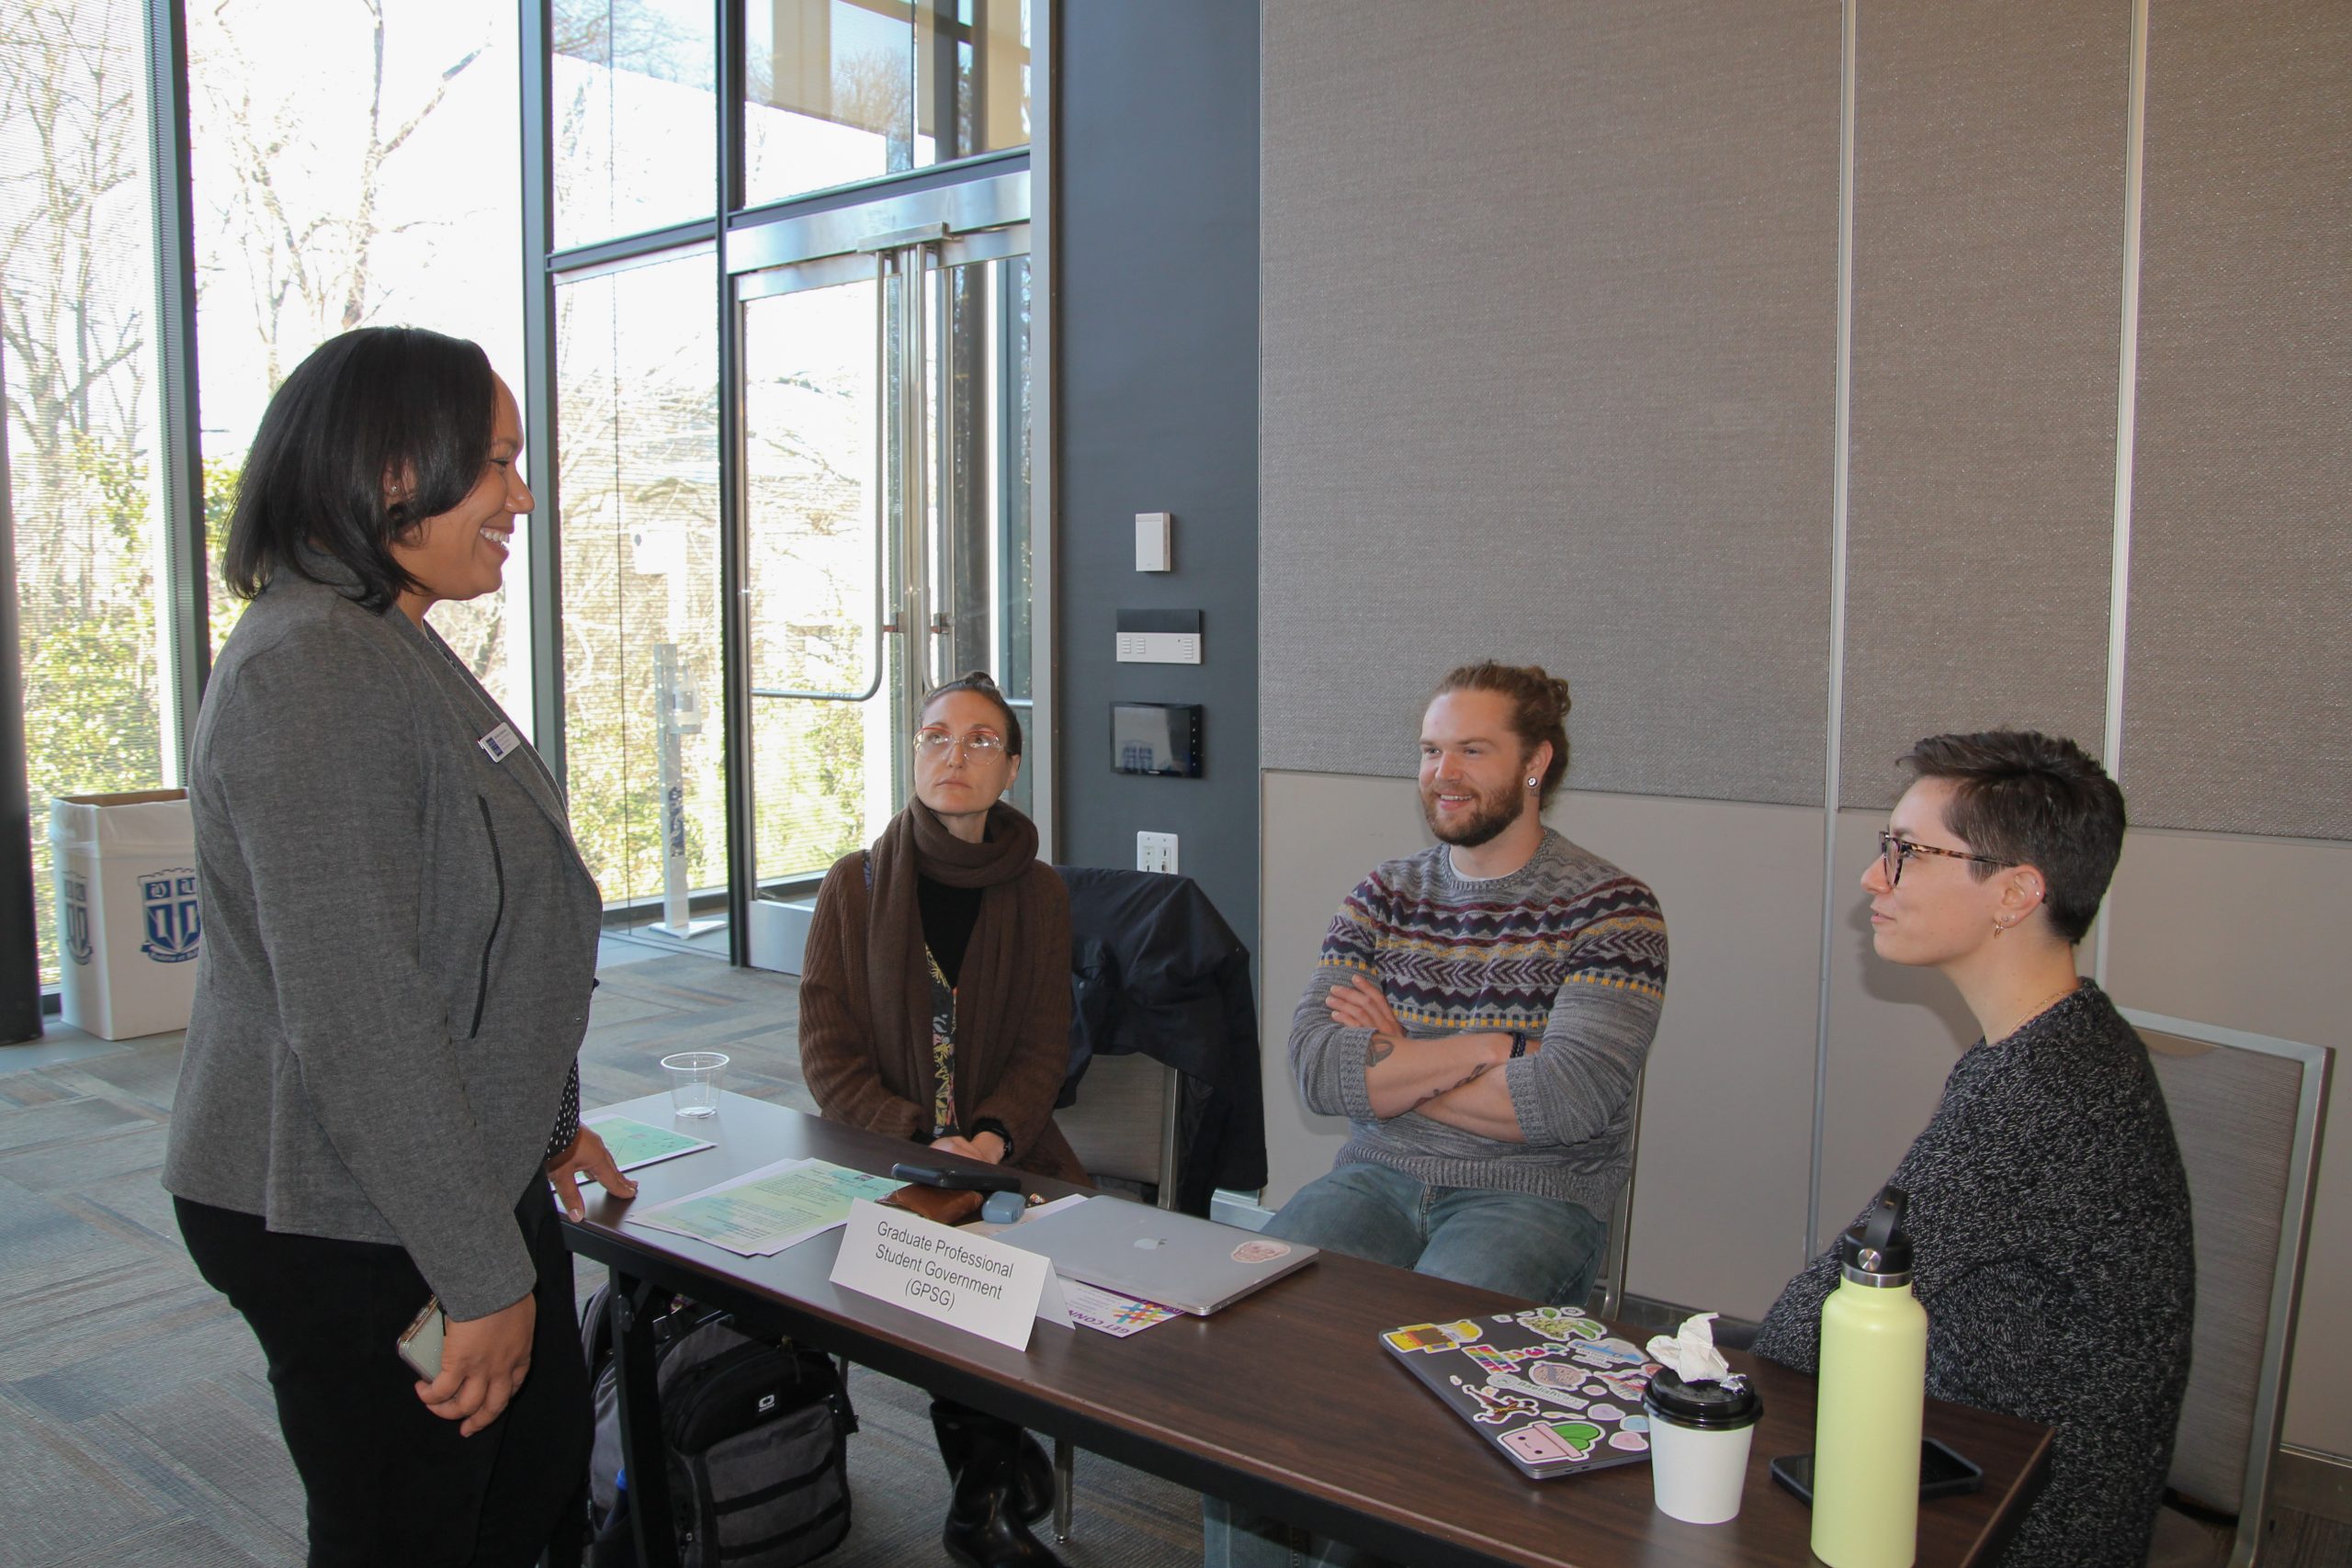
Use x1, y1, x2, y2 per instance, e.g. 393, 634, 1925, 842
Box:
1054, 1436, 1075, 1542
611, 1271, 681, 1568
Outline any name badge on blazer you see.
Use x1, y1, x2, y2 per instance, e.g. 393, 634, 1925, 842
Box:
478, 722, 524, 763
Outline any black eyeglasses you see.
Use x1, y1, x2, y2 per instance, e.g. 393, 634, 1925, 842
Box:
1878, 830, 2015, 886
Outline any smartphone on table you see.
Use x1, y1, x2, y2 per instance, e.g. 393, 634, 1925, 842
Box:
1769, 1438, 1983, 1504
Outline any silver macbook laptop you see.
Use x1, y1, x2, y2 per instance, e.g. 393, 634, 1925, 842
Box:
1001, 1196, 1317, 1315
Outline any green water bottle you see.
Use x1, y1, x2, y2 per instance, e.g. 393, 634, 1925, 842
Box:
1810, 1185, 1928, 1568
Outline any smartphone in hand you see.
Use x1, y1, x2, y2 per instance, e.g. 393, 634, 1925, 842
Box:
398, 1296, 446, 1381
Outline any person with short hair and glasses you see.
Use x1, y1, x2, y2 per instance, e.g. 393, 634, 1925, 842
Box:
1753, 729, 2194, 1568
797, 670, 1080, 1568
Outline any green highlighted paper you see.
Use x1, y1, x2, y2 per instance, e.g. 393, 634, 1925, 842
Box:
582, 1114, 717, 1173
626, 1157, 905, 1258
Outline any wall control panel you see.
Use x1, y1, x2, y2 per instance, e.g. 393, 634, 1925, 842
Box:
1114, 608, 1203, 664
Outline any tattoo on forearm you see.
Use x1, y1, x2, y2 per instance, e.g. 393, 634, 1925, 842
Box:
1365, 1034, 1396, 1067
1407, 1059, 1492, 1112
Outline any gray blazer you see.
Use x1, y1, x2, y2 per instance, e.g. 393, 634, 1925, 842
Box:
164, 563, 602, 1317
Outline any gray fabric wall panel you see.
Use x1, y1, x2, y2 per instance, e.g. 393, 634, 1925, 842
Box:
2120, 0, 2352, 840
1836, 0, 2131, 807
1261, 0, 1839, 805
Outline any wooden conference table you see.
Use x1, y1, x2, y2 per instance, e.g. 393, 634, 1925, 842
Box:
561, 1093, 2049, 1568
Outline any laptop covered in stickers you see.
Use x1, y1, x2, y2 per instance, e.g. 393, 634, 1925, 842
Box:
1380, 1306, 1659, 1479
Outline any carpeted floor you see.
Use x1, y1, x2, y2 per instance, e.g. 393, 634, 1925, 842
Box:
0, 944, 1200, 1568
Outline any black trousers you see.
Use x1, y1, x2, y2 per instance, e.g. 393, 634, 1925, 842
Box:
176, 1185, 590, 1568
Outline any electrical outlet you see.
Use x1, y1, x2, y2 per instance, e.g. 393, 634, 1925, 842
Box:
1136, 831, 1179, 875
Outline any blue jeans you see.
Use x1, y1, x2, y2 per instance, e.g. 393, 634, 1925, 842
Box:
1264, 1162, 1609, 1304
1202, 1166, 1609, 1567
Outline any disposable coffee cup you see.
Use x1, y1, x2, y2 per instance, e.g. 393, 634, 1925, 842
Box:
1644, 1368, 1763, 1525
661, 1051, 728, 1118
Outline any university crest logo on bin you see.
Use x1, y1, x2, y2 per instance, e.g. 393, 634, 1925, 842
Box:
63, 873, 94, 966
139, 869, 201, 964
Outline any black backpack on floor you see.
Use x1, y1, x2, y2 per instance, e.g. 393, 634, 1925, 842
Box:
580, 1283, 855, 1568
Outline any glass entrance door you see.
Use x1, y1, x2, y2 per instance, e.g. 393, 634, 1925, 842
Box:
734, 201, 1031, 945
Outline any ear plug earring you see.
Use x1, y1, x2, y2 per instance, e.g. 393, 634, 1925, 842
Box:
1526, 776, 1540, 790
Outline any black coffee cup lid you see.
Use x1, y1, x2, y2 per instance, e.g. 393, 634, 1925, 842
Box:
1643, 1367, 1762, 1427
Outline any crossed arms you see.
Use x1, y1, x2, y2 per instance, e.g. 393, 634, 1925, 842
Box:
1285, 873, 1666, 1150
1327, 974, 1531, 1141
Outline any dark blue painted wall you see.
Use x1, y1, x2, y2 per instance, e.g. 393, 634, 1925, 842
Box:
1052, 6, 1261, 960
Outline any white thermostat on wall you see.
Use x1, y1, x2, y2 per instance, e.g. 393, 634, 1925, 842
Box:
1136, 512, 1173, 571
1114, 608, 1203, 664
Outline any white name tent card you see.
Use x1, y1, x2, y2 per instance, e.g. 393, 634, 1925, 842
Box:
831, 1199, 1071, 1351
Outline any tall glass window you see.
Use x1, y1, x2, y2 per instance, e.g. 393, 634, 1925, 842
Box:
0, 0, 164, 987
557, 251, 724, 929
187, 0, 529, 715
745, 0, 1031, 208
553, 0, 717, 251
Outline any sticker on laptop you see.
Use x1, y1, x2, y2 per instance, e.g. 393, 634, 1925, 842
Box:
1231, 1238, 1292, 1265
1383, 1319, 1485, 1354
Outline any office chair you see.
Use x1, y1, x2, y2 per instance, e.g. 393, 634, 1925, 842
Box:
1585, 1062, 1647, 1322
2124, 1007, 2332, 1568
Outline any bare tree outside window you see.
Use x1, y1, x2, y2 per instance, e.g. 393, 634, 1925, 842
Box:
0, 0, 164, 987
1, 0, 525, 987
188, 0, 526, 694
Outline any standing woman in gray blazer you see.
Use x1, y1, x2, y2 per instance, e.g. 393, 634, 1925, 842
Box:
164, 327, 635, 1566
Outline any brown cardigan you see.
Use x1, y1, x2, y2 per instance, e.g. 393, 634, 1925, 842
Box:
797, 838, 1087, 1186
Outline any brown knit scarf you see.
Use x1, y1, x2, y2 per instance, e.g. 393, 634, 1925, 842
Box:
865, 798, 1040, 1134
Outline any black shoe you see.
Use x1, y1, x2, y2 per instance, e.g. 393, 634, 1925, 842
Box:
938, 1409, 1065, 1568
943, 1484, 1064, 1568
1007, 1431, 1056, 1526
931, 1402, 1056, 1526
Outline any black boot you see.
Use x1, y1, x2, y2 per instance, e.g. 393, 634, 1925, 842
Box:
930, 1401, 1055, 1524
933, 1404, 1065, 1568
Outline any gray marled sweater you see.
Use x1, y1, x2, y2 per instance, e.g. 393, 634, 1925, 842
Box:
1754, 981, 2193, 1568
1287, 829, 1668, 1219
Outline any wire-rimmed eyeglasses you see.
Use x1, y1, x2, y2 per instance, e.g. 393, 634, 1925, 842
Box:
1877, 830, 2015, 886
913, 728, 1006, 760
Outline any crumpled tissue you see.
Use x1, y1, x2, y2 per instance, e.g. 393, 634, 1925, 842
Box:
1645, 1311, 1745, 1389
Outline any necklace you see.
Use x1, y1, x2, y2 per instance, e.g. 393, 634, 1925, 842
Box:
1992, 979, 2080, 1043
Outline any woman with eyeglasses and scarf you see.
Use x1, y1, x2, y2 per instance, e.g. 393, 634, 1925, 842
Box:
798, 670, 1085, 1568
1751, 731, 2193, 1568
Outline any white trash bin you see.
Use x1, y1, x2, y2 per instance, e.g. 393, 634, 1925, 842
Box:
51, 789, 201, 1040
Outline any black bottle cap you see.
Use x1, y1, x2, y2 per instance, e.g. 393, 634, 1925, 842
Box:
1837, 1184, 1915, 1281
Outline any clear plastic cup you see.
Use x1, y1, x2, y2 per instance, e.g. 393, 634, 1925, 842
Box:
661, 1051, 728, 1118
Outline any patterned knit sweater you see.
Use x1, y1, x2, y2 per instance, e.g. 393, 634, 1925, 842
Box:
1753, 981, 2194, 1568
1287, 829, 1668, 1218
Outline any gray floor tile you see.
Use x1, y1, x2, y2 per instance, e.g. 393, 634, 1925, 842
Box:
0, 1095, 146, 1155
3, 1277, 253, 1412
0, 1119, 168, 1196
46, 1513, 282, 1568
0, 1387, 174, 1568
98, 1373, 308, 1553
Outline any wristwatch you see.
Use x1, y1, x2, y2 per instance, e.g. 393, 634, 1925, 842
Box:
970, 1117, 1016, 1164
